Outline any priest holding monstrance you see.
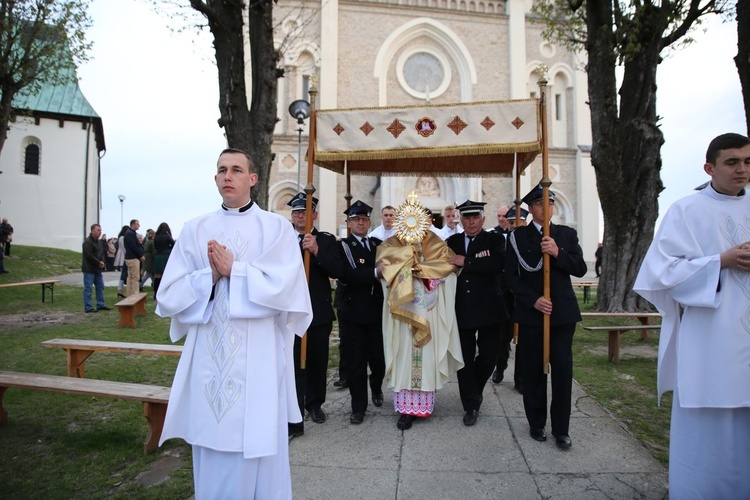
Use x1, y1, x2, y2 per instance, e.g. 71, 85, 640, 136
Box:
376, 192, 465, 430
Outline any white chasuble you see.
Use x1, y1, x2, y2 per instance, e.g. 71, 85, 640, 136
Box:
156, 204, 312, 459
634, 185, 750, 408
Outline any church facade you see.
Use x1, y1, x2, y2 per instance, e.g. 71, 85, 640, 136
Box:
268, 0, 598, 261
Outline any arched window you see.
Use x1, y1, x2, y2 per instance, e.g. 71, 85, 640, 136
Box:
23, 140, 41, 175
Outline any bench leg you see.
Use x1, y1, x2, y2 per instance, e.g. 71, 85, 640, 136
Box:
42, 283, 54, 303
134, 297, 148, 316
0, 386, 7, 424
608, 330, 622, 363
143, 401, 167, 454
66, 349, 94, 378
637, 317, 651, 340
117, 306, 136, 328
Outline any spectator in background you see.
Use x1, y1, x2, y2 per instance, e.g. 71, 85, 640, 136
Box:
106, 237, 116, 271
1, 218, 14, 257
152, 222, 174, 298
0, 231, 7, 274
437, 205, 463, 239
115, 225, 129, 298
82, 224, 111, 313
123, 219, 144, 297
141, 229, 156, 291
595, 243, 603, 278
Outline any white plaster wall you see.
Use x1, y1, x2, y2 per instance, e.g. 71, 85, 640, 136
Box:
0, 116, 100, 252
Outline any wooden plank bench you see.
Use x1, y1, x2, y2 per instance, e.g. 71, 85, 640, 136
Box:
582, 324, 662, 363
41, 339, 183, 378
0, 371, 170, 454
0, 279, 60, 303
581, 311, 660, 340
115, 292, 148, 328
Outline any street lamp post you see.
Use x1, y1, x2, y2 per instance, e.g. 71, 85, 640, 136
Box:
288, 100, 311, 191
118, 194, 126, 227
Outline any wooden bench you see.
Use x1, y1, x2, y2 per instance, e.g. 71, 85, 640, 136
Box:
0, 371, 170, 454
581, 311, 660, 339
0, 279, 60, 303
572, 280, 599, 304
41, 339, 183, 378
582, 324, 661, 363
115, 292, 148, 328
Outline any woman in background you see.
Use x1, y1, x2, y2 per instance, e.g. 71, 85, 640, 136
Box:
152, 222, 174, 298
115, 225, 129, 298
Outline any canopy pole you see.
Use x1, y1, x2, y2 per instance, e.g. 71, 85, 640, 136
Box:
301, 80, 319, 370
537, 68, 551, 375
513, 152, 521, 346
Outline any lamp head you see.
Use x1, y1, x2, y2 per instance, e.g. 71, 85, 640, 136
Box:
288, 100, 311, 125
118, 194, 126, 203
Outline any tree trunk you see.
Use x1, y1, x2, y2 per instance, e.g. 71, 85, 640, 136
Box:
587, 2, 668, 311
0, 88, 17, 157
197, 0, 279, 210
736, 0, 750, 135
246, 0, 281, 210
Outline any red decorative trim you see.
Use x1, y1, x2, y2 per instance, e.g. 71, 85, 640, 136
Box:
480, 116, 495, 131
333, 123, 345, 135
360, 121, 374, 136
415, 117, 437, 137
511, 117, 525, 129
447, 116, 468, 135
387, 119, 406, 139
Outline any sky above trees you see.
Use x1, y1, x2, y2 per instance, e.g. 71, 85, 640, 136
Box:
77, 0, 743, 238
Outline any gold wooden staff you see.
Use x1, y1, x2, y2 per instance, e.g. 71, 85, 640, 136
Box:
301, 80, 319, 369
537, 68, 551, 375
513, 152, 521, 345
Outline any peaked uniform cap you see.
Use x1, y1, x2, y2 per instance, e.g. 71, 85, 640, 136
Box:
522, 185, 556, 206
287, 192, 319, 212
506, 206, 530, 220
344, 200, 373, 218
456, 200, 486, 216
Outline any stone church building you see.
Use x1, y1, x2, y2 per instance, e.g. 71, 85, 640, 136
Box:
268, 0, 599, 261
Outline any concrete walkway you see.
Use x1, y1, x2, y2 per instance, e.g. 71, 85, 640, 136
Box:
289, 364, 667, 500
51, 271, 668, 498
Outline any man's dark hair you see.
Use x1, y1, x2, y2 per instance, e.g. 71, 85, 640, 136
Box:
90, 223, 100, 232
129, 219, 138, 227
220, 148, 255, 171
706, 133, 750, 164
382, 205, 396, 213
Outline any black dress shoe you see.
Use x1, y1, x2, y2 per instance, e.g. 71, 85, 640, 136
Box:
491, 370, 503, 384
117, 292, 126, 299
97, 306, 112, 311
397, 414, 414, 430
350, 412, 364, 424
552, 433, 572, 450
288, 423, 304, 438
85, 309, 97, 314
333, 378, 348, 388
372, 392, 384, 407
530, 428, 547, 441
514, 384, 523, 394
463, 409, 478, 426
309, 407, 326, 423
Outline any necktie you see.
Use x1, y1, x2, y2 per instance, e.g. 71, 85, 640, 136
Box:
466, 235, 474, 253
362, 237, 370, 252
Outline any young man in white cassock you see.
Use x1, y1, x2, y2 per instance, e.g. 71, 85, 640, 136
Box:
155, 148, 313, 499
634, 133, 750, 499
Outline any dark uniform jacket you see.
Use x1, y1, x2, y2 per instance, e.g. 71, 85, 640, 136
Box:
82, 235, 105, 274
504, 223, 587, 326
301, 228, 338, 328
446, 230, 508, 330
124, 228, 144, 260
335, 235, 383, 324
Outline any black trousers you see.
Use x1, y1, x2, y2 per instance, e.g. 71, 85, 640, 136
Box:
457, 323, 501, 411
519, 322, 575, 435
293, 322, 333, 414
494, 319, 514, 376
339, 319, 385, 414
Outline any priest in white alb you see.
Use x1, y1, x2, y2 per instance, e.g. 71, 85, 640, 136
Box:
155, 148, 313, 500
634, 133, 750, 499
377, 193, 464, 430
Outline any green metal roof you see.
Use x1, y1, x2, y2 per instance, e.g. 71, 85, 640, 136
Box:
12, 65, 99, 118
10, 65, 106, 152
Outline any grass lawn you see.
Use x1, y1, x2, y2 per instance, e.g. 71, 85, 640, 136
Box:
0, 246, 671, 498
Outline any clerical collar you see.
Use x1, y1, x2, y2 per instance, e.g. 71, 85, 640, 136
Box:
707, 183, 746, 198
222, 200, 254, 212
